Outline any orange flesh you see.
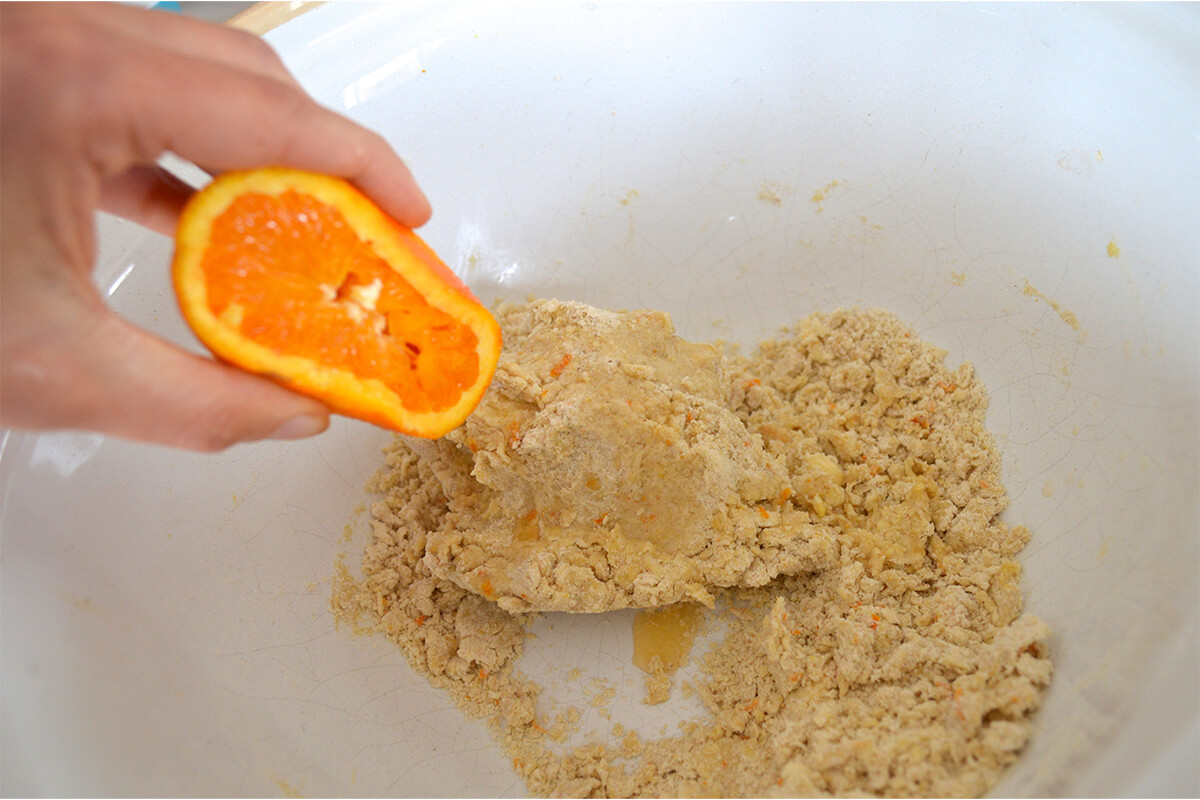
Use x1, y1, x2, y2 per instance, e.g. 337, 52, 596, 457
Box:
200, 191, 480, 413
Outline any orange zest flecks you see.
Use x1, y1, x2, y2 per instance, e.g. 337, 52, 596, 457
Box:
550, 353, 573, 377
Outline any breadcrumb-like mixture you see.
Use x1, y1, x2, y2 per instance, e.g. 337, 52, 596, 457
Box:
407, 300, 836, 613
332, 301, 1051, 798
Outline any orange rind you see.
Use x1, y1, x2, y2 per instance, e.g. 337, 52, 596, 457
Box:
172, 167, 500, 437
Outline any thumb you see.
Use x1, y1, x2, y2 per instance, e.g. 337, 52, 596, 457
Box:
5, 310, 330, 451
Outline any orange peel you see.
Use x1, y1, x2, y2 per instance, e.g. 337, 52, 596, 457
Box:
172, 167, 500, 437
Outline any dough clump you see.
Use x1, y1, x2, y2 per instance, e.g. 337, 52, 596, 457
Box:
333, 301, 1053, 798
410, 299, 836, 612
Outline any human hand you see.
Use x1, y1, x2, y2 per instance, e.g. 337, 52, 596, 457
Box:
0, 2, 433, 450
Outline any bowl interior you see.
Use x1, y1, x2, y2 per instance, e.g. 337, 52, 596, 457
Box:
2, 3, 1197, 795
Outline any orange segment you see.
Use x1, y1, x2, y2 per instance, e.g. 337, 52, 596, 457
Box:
172, 168, 501, 437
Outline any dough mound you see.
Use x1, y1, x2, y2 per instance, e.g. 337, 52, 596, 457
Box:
409, 299, 836, 612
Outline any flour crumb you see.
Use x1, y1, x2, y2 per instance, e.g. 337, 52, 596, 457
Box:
333, 301, 1052, 798
757, 180, 793, 207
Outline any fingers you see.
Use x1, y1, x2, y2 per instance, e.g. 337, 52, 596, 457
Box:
98, 165, 194, 237
2, 307, 331, 452
136, 70, 431, 227
102, 19, 432, 228
73, 2, 302, 89
8, 4, 431, 230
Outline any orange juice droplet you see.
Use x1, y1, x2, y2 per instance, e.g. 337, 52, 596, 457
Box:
632, 603, 704, 674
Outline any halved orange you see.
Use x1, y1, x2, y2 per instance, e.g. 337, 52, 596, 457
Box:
172, 167, 501, 438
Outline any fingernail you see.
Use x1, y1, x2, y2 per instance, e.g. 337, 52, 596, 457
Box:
266, 414, 328, 440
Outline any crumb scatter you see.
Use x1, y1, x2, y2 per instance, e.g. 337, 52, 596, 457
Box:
332, 300, 1051, 798
408, 300, 835, 613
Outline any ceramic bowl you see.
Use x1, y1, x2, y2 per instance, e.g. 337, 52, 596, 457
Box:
3, 3, 1196, 795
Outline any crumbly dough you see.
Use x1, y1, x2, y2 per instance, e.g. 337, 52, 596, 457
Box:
409, 299, 836, 612
332, 302, 1052, 798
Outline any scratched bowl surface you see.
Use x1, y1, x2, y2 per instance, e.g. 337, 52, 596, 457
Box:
2, 3, 1197, 795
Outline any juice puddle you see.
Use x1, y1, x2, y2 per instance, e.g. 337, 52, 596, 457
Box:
632, 603, 704, 673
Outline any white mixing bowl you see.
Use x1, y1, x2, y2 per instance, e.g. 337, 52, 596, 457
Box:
3, 3, 1197, 795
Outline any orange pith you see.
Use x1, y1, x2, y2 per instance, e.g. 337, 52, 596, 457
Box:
172, 168, 501, 437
